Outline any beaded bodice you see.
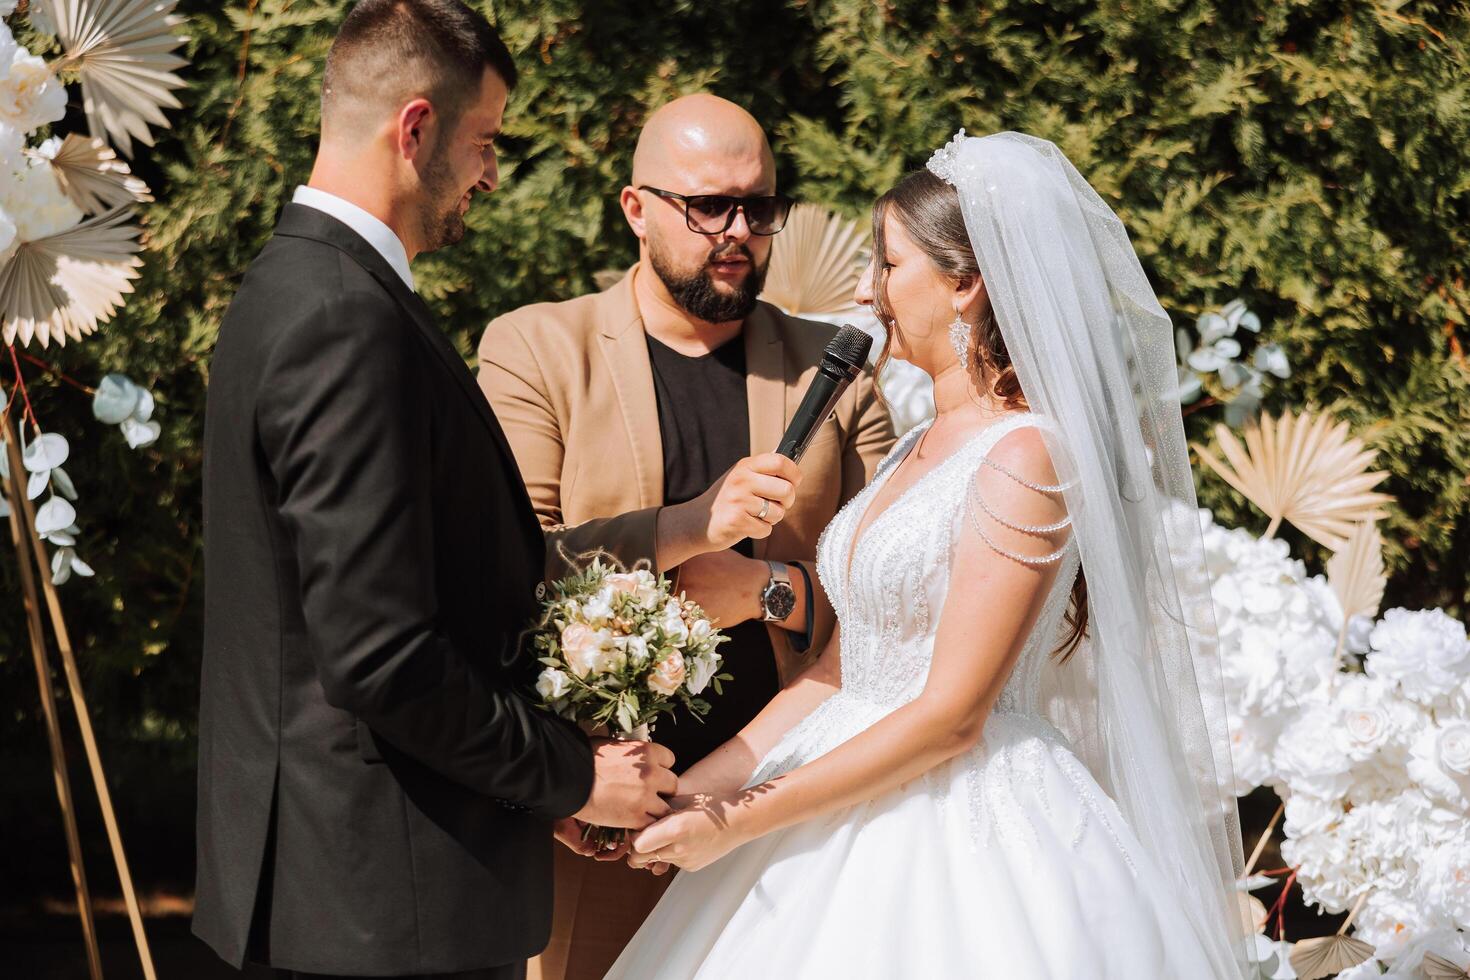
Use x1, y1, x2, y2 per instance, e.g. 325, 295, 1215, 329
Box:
815, 414, 1080, 718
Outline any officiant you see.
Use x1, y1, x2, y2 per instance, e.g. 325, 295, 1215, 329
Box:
477, 93, 895, 980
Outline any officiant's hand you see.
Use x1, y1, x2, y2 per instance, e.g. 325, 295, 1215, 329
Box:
695, 453, 802, 550
628, 793, 749, 873
573, 738, 678, 830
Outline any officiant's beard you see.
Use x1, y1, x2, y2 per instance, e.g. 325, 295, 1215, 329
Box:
648, 239, 769, 324
419, 148, 468, 252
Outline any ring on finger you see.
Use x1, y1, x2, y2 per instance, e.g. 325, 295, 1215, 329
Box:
757, 499, 771, 522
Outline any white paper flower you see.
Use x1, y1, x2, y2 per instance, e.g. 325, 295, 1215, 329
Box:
1367, 608, 1470, 706
0, 44, 67, 133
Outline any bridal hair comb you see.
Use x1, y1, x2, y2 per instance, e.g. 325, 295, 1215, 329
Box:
925, 128, 968, 184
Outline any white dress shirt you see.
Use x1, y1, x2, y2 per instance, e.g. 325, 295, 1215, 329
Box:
291, 185, 415, 292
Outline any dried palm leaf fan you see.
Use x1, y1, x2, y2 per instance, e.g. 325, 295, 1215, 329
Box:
1191, 408, 1393, 550
1423, 952, 1470, 979
760, 204, 869, 316
36, 134, 153, 213
1289, 893, 1376, 979
0, 207, 144, 348
50, 0, 189, 157
1326, 521, 1387, 664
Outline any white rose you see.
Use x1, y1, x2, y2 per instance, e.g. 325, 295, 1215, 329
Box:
536, 667, 571, 701
685, 651, 720, 696
0, 46, 67, 133
690, 618, 712, 644
1410, 722, 1470, 809
1367, 608, 1470, 706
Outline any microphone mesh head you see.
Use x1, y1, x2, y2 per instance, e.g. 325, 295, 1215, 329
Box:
827, 324, 874, 369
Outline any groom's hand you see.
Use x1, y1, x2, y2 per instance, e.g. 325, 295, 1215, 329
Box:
573, 738, 678, 830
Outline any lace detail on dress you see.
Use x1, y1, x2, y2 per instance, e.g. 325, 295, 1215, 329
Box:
746, 414, 1142, 868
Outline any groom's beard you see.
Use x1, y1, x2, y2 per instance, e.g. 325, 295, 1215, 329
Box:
418, 147, 468, 253
648, 238, 768, 324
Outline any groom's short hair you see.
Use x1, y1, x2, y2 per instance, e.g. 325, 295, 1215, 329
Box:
322, 0, 517, 137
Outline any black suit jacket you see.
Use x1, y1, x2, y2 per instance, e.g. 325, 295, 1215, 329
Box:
194, 203, 595, 975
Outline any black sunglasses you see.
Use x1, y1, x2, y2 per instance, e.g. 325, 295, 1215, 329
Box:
639, 186, 794, 236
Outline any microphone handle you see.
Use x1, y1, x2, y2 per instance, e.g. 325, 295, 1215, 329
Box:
776, 359, 860, 462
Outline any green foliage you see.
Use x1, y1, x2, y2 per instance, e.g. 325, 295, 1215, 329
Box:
2, 0, 1467, 895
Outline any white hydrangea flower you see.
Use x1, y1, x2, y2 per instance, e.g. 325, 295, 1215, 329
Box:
1283, 792, 1343, 839
1367, 608, 1470, 706
1283, 821, 1363, 912
1275, 700, 1355, 800
1356, 891, 1434, 963
1419, 838, 1470, 931
1227, 711, 1283, 795
1, 157, 82, 242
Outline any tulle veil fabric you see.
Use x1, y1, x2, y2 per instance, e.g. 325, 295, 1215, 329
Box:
928, 130, 1250, 976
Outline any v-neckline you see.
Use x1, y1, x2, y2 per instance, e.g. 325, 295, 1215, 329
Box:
841, 414, 1029, 590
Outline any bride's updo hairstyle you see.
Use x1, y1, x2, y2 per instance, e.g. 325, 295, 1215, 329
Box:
870, 169, 1089, 660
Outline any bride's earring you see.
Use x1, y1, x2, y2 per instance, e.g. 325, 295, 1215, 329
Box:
949, 312, 971, 371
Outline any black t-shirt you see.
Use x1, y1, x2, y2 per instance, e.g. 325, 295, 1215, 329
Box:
646, 333, 782, 774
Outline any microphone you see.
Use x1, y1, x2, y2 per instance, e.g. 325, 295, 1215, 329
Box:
776, 324, 874, 462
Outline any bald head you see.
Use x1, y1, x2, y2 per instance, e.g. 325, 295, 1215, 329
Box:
632, 94, 775, 192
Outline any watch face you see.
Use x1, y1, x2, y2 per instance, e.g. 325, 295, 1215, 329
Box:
763, 582, 797, 621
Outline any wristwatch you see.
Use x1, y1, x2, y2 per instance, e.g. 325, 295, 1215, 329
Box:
759, 561, 798, 623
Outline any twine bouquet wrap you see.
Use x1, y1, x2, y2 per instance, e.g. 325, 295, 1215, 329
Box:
529, 555, 730, 846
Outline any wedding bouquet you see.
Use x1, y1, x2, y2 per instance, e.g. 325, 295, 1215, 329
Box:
528, 555, 730, 846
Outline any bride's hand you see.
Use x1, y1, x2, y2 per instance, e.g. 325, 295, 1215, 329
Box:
627, 793, 749, 873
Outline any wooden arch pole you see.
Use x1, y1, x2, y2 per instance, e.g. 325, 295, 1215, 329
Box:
2, 424, 103, 980
3, 418, 158, 980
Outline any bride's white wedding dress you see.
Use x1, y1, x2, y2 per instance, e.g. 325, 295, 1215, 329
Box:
606, 414, 1226, 979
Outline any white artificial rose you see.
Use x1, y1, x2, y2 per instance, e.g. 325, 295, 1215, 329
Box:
1410, 722, 1470, 809
685, 651, 719, 696
660, 600, 690, 645
1274, 701, 1355, 800
0, 46, 67, 133
536, 667, 571, 701
1367, 608, 1470, 706
690, 618, 712, 644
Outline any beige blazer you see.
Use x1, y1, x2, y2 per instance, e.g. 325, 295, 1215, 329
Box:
477, 264, 895, 685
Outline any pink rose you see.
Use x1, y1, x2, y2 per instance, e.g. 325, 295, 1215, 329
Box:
562, 623, 605, 677
647, 651, 686, 696
605, 572, 641, 596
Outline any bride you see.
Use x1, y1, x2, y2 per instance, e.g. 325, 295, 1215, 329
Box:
606, 131, 1250, 979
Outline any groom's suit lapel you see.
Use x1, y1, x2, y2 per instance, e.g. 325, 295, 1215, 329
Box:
273, 204, 535, 523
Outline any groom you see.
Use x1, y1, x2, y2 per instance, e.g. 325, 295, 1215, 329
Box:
196, 2, 675, 978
